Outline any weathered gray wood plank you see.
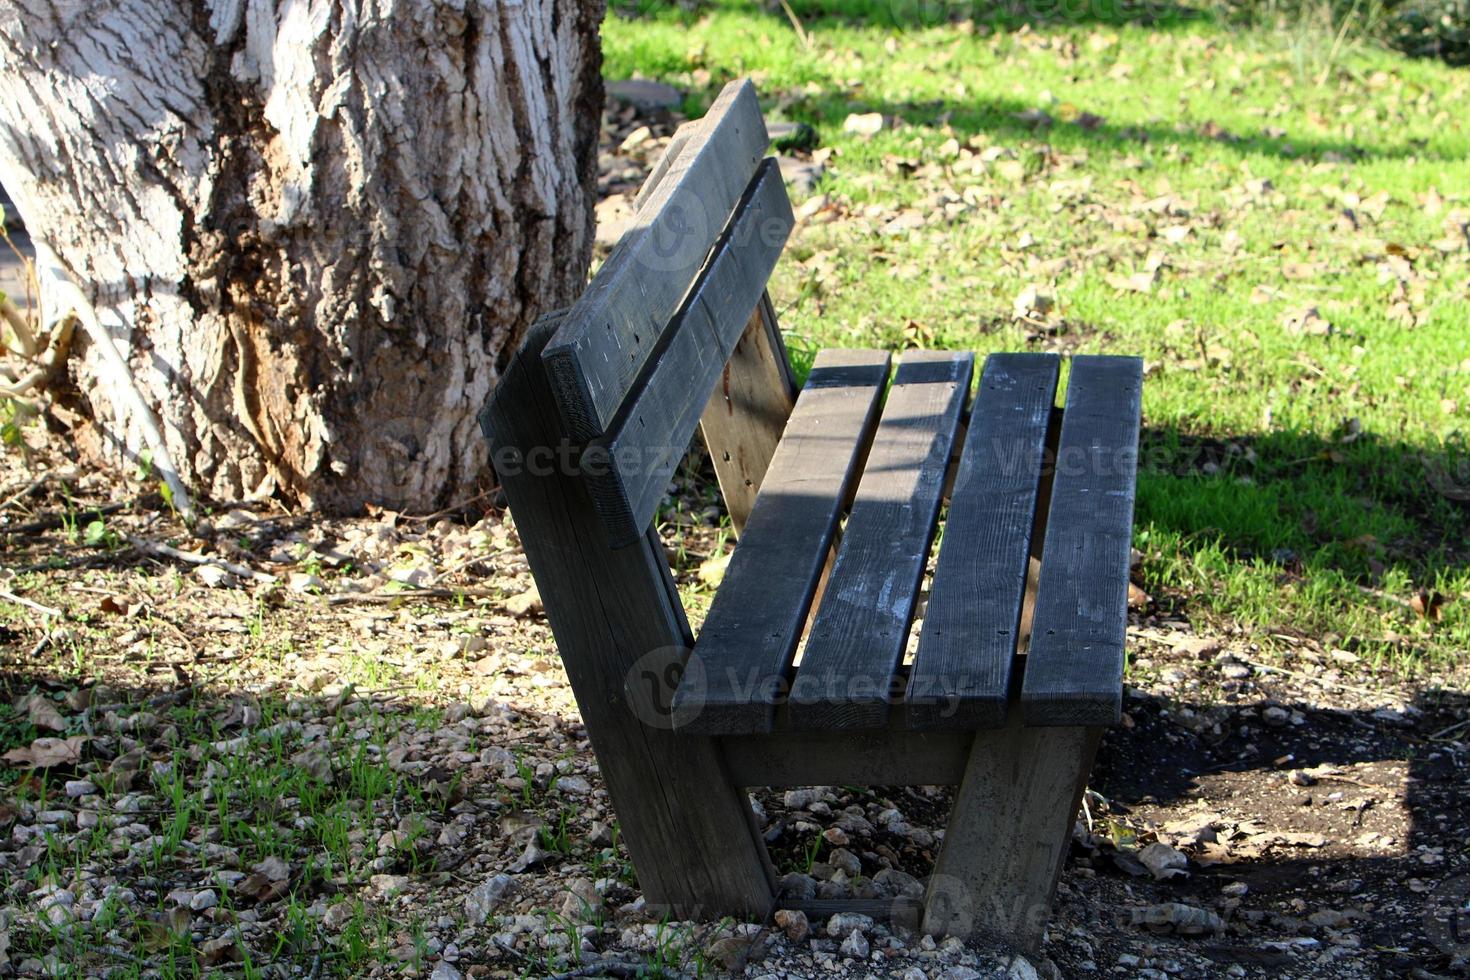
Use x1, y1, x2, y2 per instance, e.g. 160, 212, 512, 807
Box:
672, 349, 892, 735
582, 159, 794, 546
721, 718, 971, 787
479, 317, 774, 918
922, 711, 1101, 950
542, 80, 769, 441
698, 292, 798, 535
1020, 355, 1143, 726
787, 351, 972, 731
906, 354, 1060, 730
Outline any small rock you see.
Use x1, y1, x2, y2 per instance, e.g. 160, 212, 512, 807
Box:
510, 838, 553, 872
874, 868, 924, 898
322, 903, 355, 931
288, 572, 322, 593
1222, 881, 1249, 897
1129, 902, 1226, 935
465, 873, 516, 924
369, 874, 411, 900
190, 889, 218, 912
1007, 955, 1040, 980
778, 872, 817, 901
704, 935, 751, 971
619, 126, 653, 152
429, 961, 463, 980
840, 930, 870, 959
502, 587, 542, 618
554, 774, 591, 796
587, 820, 614, 847
1138, 842, 1189, 880
64, 779, 97, 798
843, 112, 885, 137
784, 788, 825, 809
829, 847, 861, 877
1013, 284, 1055, 318
557, 877, 601, 922
1262, 706, 1290, 727
774, 908, 810, 942
826, 912, 874, 938
194, 564, 235, 588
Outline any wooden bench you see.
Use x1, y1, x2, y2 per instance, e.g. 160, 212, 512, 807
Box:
480, 79, 1143, 952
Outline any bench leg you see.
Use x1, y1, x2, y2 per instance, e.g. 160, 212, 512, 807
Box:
922, 711, 1101, 952
482, 319, 776, 920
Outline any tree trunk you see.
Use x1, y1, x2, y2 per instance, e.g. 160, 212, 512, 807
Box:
0, 0, 602, 512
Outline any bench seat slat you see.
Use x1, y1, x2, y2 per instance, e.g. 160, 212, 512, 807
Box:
1019, 355, 1143, 726
583, 158, 794, 547
906, 353, 1060, 729
786, 351, 973, 731
542, 80, 768, 441
672, 349, 892, 735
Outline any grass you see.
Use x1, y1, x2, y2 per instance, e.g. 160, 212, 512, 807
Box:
611, 0, 1470, 665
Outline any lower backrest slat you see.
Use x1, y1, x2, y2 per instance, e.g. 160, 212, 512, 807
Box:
1019, 355, 1143, 726
582, 158, 794, 547
906, 353, 1060, 729
672, 349, 892, 735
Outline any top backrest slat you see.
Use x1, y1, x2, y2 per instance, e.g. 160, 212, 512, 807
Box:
541, 80, 769, 442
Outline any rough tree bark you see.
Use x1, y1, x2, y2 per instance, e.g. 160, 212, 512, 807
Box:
0, 0, 602, 512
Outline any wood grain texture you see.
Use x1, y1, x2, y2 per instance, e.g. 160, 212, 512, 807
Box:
698, 292, 798, 535
906, 354, 1060, 730
1019, 355, 1142, 726
582, 159, 794, 547
542, 79, 768, 441
787, 351, 973, 731
721, 721, 971, 787
479, 318, 774, 919
672, 349, 892, 735
922, 711, 1102, 951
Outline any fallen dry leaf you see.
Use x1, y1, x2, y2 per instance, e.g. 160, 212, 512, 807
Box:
15, 693, 66, 733
2, 735, 88, 768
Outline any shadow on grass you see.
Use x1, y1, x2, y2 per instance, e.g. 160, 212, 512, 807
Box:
615, 0, 1214, 33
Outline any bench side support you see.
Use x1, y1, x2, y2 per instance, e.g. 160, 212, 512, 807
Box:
482, 318, 775, 919
698, 291, 797, 535
922, 711, 1101, 952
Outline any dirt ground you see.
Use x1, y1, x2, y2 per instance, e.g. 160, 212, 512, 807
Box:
1, 434, 1468, 978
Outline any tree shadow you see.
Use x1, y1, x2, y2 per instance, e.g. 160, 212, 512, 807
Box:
1086, 681, 1470, 972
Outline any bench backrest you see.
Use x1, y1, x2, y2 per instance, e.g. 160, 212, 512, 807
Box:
540, 80, 796, 546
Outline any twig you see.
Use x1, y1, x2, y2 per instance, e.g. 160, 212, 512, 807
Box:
1240, 658, 1382, 699
546, 961, 693, 980
127, 535, 278, 584
39, 241, 196, 523
403, 489, 496, 523
1, 499, 131, 535
325, 586, 501, 606
0, 587, 63, 618
1429, 718, 1470, 740
777, 0, 811, 49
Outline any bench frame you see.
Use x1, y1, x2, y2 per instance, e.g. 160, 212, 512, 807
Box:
481, 80, 1137, 951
